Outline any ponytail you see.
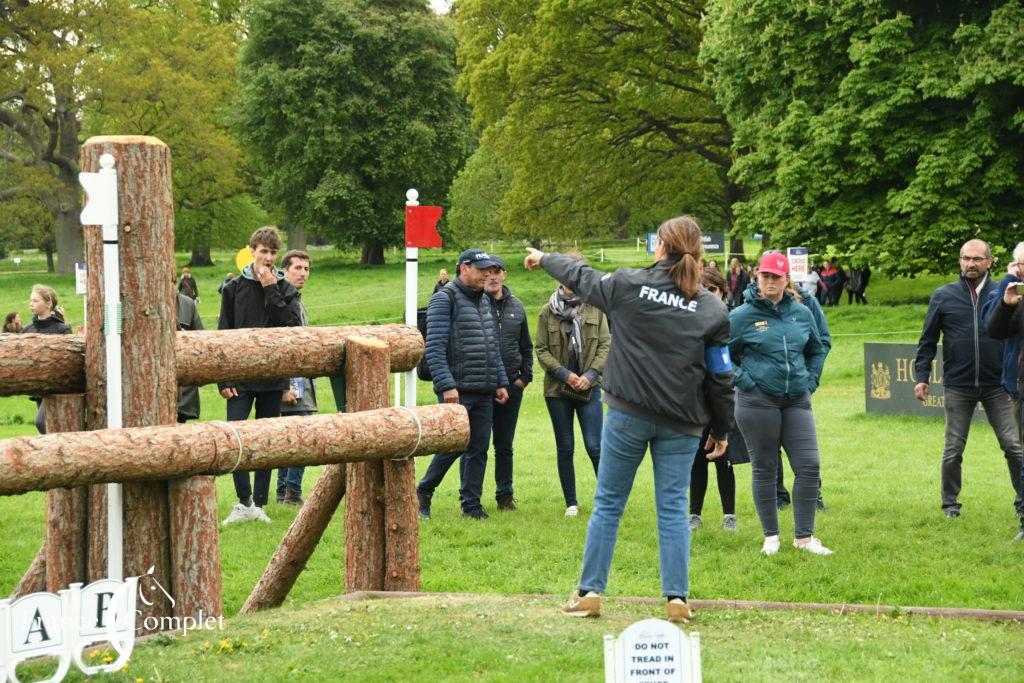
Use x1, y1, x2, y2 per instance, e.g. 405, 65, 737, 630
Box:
53, 306, 66, 322
657, 216, 704, 299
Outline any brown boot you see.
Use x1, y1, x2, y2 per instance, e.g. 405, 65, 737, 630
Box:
562, 591, 600, 618
667, 598, 692, 623
282, 488, 304, 507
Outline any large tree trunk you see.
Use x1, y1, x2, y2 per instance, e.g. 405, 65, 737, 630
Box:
0, 325, 422, 397
82, 136, 180, 629
345, 337, 390, 593
45, 246, 55, 273
361, 240, 385, 265
0, 405, 466, 496
54, 96, 83, 275
189, 245, 213, 267
55, 197, 83, 275
287, 222, 307, 251
43, 394, 88, 592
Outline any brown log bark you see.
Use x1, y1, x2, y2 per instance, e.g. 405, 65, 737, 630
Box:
0, 325, 422, 397
87, 484, 107, 582
168, 476, 222, 619
0, 404, 468, 496
43, 394, 88, 592
383, 458, 420, 592
11, 546, 46, 599
344, 337, 390, 593
82, 136, 177, 625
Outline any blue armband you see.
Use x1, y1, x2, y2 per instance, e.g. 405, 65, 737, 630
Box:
705, 345, 733, 373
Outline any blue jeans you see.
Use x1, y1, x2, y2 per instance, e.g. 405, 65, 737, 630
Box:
545, 387, 603, 507
579, 407, 699, 598
227, 390, 282, 506
417, 391, 494, 512
277, 410, 313, 496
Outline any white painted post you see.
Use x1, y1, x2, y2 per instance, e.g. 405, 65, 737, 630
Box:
79, 153, 124, 581
404, 188, 419, 410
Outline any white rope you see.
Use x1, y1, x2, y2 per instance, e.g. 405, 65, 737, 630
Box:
211, 420, 245, 473
394, 406, 423, 460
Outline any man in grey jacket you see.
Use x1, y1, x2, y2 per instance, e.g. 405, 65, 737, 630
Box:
277, 250, 316, 507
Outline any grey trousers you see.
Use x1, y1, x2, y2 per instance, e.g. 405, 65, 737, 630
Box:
941, 385, 1024, 515
735, 387, 820, 539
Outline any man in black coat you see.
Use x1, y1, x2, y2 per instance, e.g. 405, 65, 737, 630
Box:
218, 227, 302, 525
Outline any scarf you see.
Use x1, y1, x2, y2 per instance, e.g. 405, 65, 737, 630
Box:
548, 287, 584, 373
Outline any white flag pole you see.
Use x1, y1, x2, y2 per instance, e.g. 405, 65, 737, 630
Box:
79, 152, 124, 580
404, 189, 419, 410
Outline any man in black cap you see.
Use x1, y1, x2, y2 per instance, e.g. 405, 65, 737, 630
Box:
417, 248, 510, 520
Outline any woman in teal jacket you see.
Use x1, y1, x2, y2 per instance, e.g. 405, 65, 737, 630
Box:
729, 253, 831, 556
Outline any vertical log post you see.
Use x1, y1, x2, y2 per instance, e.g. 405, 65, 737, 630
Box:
382, 457, 420, 591
344, 338, 390, 592
81, 136, 208, 628
43, 394, 88, 592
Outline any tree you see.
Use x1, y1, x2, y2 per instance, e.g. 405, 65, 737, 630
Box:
236, 0, 471, 265
453, 0, 736, 245
701, 1, 1024, 274
1, 0, 247, 270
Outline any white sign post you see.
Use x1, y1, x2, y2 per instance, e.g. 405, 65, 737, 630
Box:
604, 618, 701, 683
79, 154, 124, 582
787, 247, 809, 284
403, 188, 420, 411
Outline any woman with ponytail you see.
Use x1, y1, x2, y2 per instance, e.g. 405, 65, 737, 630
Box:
24, 284, 72, 433
525, 216, 735, 624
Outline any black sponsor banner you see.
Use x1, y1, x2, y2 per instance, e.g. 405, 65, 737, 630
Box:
864, 343, 984, 420
702, 231, 725, 254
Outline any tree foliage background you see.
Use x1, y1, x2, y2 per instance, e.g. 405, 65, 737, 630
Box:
235, 0, 470, 265
452, 0, 734, 246
701, 1, 1024, 273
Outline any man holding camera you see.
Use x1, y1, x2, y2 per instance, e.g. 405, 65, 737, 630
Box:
914, 239, 1024, 523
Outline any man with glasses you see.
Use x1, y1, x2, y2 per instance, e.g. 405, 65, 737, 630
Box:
914, 239, 1024, 522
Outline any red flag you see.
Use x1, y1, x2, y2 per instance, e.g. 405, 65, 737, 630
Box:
405, 205, 443, 248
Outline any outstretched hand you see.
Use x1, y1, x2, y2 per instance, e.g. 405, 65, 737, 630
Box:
524, 248, 544, 271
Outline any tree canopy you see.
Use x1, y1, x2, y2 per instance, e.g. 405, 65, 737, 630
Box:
236, 0, 470, 265
453, 0, 734, 244
701, 1, 1024, 273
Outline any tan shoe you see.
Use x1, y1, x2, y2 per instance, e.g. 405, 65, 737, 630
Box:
667, 598, 692, 623
562, 591, 601, 618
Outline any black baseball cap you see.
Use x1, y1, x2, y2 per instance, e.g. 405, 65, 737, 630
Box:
457, 249, 501, 269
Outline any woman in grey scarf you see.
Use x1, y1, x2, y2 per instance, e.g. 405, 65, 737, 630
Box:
536, 268, 611, 517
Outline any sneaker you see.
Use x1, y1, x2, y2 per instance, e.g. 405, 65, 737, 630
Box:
417, 491, 431, 520
761, 535, 780, 556
722, 514, 738, 532
565, 505, 580, 517
776, 496, 790, 511
282, 489, 304, 507
666, 598, 692, 623
688, 514, 702, 531
816, 496, 827, 511
252, 506, 272, 523
944, 508, 962, 519
222, 502, 255, 526
1014, 529, 1024, 542
496, 495, 518, 512
462, 507, 490, 520
794, 537, 832, 555
562, 591, 600, 618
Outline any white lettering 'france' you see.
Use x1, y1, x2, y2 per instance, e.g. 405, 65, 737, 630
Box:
638, 285, 698, 312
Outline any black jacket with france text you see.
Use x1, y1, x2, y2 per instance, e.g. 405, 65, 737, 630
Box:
540, 254, 735, 438
218, 264, 302, 393
914, 273, 1003, 389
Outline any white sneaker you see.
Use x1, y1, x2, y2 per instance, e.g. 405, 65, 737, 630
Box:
794, 537, 832, 555
565, 505, 579, 517
222, 503, 255, 525
722, 514, 738, 532
688, 514, 702, 530
761, 535, 780, 556
252, 506, 272, 523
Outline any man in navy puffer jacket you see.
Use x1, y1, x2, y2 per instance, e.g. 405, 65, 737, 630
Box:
417, 249, 510, 520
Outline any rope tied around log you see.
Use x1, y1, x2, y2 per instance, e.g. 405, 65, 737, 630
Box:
210, 420, 245, 473
394, 406, 423, 460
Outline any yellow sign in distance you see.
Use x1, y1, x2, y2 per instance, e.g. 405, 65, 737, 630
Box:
235, 246, 253, 272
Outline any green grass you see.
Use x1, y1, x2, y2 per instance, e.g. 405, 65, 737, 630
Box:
16, 595, 1024, 682
3, 245, 1023, 678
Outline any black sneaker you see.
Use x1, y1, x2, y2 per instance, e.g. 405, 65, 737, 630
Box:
496, 495, 517, 512
777, 498, 790, 511
816, 496, 827, 511
944, 508, 962, 519
417, 491, 431, 520
462, 507, 490, 520
1014, 526, 1024, 542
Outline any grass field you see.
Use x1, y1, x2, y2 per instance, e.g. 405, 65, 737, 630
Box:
1, 245, 1021, 680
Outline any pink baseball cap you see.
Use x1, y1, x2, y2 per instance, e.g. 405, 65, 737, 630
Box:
758, 252, 789, 277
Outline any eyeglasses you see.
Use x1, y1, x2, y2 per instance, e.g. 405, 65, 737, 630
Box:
959, 255, 989, 263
